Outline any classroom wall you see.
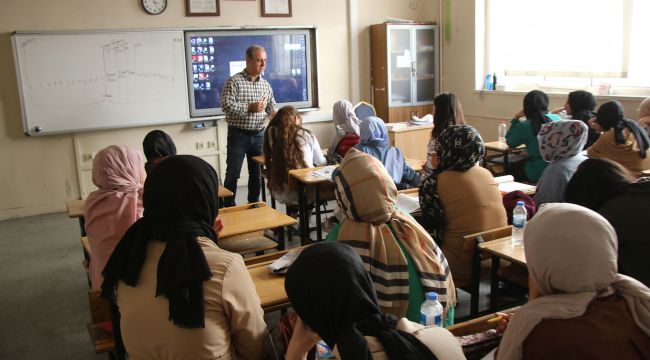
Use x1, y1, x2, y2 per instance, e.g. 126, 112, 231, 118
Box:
0, 0, 435, 220
440, 1, 646, 140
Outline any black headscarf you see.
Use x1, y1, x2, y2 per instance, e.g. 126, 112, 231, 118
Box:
285, 242, 437, 360
567, 90, 598, 148
419, 125, 484, 240
142, 130, 177, 174
596, 101, 650, 158
523, 90, 552, 135
101, 155, 219, 329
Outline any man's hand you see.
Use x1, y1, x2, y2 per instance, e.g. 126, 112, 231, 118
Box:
248, 101, 266, 113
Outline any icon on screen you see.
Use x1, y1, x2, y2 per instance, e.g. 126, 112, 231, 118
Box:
205, 82, 211, 90
209, 46, 215, 54
196, 38, 203, 45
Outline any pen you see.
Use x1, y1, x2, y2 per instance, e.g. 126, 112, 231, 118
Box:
486, 315, 503, 324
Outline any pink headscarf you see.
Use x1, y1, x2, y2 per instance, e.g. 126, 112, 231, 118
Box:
84, 145, 145, 290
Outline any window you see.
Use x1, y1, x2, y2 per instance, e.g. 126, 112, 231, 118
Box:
478, 0, 650, 96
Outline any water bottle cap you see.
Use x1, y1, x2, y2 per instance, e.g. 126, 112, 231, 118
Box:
516, 201, 524, 206
425, 292, 439, 301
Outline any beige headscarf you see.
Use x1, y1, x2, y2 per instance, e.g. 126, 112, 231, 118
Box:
333, 148, 456, 318
497, 203, 650, 360
639, 97, 650, 131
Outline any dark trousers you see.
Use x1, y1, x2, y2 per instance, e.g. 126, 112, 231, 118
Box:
223, 125, 263, 207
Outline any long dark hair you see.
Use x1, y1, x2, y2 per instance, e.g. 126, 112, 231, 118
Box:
565, 158, 635, 210
431, 93, 465, 140
524, 90, 551, 135
263, 106, 310, 194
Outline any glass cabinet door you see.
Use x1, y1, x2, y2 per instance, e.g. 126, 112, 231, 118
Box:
388, 26, 413, 105
414, 27, 436, 104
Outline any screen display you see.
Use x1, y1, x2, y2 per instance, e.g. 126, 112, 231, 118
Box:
185, 29, 315, 117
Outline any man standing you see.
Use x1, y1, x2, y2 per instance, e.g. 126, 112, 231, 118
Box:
221, 45, 277, 206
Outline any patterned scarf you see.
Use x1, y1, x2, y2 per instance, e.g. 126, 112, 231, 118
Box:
419, 125, 484, 242
333, 149, 455, 319
537, 120, 588, 162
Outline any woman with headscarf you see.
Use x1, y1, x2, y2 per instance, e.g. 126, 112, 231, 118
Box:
84, 145, 145, 290
587, 100, 650, 177
354, 116, 420, 189
263, 105, 326, 205
327, 100, 361, 162
142, 129, 177, 174
419, 125, 507, 287
565, 158, 650, 286
328, 149, 456, 325
284, 242, 465, 360
554, 90, 599, 148
495, 203, 650, 360
533, 120, 588, 205
101, 155, 268, 359
505, 90, 561, 182
638, 97, 650, 132
422, 93, 466, 179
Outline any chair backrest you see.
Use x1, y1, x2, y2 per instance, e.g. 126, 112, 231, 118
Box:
459, 226, 512, 268
353, 101, 377, 120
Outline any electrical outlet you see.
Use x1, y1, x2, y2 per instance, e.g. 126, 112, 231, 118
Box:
83, 153, 94, 161
207, 140, 216, 149
196, 141, 205, 150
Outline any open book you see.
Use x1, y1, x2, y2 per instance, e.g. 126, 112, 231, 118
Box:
494, 175, 536, 195
396, 193, 420, 213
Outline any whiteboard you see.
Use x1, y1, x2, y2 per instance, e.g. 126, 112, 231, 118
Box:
12, 30, 189, 136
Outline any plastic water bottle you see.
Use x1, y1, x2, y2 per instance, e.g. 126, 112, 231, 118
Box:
420, 292, 444, 326
511, 201, 527, 246
498, 121, 507, 146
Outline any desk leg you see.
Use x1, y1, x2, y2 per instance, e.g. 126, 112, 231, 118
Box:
470, 246, 482, 317
490, 256, 501, 312
260, 166, 267, 203
79, 217, 86, 237
277, 225, 285, 251
297, 182, 309, 246
503, 152, 509, 174
315, 184, 322, 243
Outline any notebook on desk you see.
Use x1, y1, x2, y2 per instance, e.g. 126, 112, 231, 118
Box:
494, 175, 536, 195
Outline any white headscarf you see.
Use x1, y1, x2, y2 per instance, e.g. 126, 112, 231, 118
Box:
328, 100, 361, 155
537, 120, 588, 163
497, 203, 650, 360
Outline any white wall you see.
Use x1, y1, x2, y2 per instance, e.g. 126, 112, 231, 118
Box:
0, 0, 435, 220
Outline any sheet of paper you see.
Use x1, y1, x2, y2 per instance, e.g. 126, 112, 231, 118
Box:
498, 181, 536, 194
493, 175, 514, 184
268, 248, 304, 274
396, 193, 420, 213
396, 50, 411, 68
312, 165, 337, 180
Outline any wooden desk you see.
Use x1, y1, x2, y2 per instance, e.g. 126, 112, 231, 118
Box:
483, 141, 526, 174
218, 202, 297, 251
405, 158, 423, 172
387, 122, 433, 162
248, 260, 290, 312
289, 167, 335, 245
478, 236, 527, 311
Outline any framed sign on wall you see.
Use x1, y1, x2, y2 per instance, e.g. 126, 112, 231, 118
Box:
261, 0, 292, 17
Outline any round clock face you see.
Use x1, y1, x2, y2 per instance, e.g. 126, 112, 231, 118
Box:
142, 0, 167, 15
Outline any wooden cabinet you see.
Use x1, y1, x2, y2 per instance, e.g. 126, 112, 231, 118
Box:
370, 23, 438, 123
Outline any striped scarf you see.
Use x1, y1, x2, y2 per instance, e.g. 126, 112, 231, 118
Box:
333, 149, 456, 318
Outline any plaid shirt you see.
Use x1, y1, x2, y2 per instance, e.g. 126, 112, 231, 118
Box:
221, 70, 277, 131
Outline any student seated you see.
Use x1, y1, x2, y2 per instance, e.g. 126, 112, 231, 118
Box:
565, 158, 650, 286
505, 90, 561, 182
142, 129, 177, 174
639, 96, 650, 131
496, 203, 650, 360
84, 145, 145, 290
101, 155, 268, 360
553, 90, 598, 148
419, 125, 507, 286
534, 120, 588, 205
327, 100, 361, 163
328, 149, 456, 324
354, 116, 420, 189
422, 92, 466, 179
587, 100, 650, 177
263, 105, 327, 204
284, 242, 465, 360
